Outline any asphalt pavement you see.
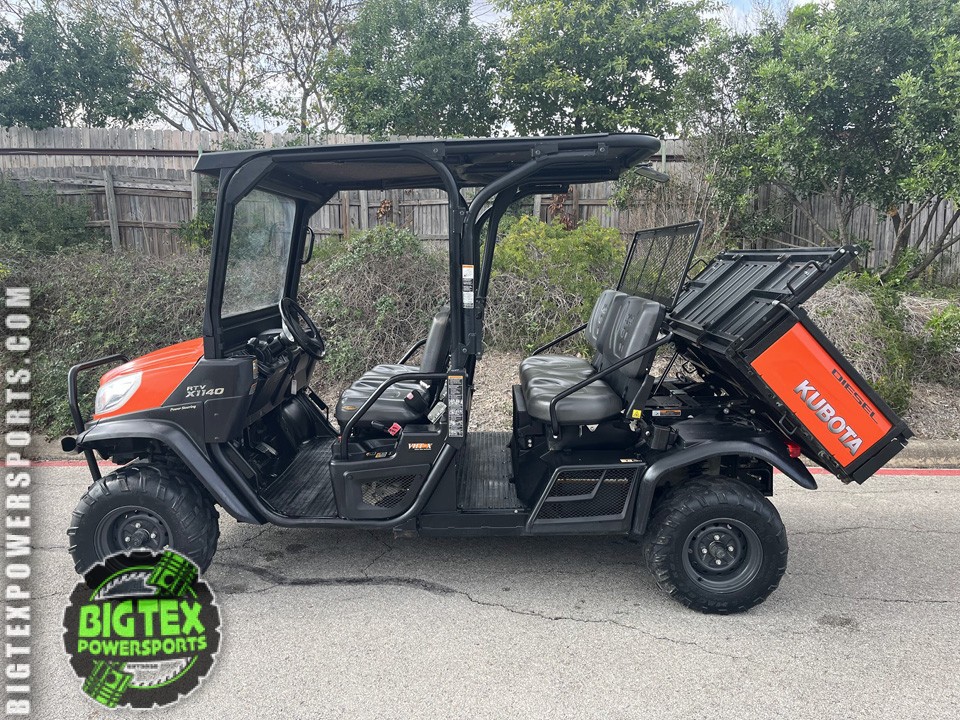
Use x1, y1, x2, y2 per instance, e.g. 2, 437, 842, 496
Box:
29, 465, 960, 720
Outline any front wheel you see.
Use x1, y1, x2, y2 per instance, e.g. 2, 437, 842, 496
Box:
67, 464, 220, 575
642, 477, 787, 614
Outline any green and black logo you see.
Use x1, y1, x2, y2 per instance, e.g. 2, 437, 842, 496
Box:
62, 550, 221, 709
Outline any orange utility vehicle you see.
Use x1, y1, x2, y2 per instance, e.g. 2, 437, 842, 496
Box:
63, 134, 911, 613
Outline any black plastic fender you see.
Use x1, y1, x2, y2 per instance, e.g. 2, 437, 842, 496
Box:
74, 418, 263, 525
631, 438, 816, 537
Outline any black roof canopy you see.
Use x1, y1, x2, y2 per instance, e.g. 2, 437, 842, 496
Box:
193, 133, 661, 192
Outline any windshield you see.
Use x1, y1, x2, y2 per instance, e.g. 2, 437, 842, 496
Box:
222, 189, 297, 317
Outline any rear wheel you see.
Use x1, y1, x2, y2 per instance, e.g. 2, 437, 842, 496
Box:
68, 464, 220, 575
642, 477, 787, 614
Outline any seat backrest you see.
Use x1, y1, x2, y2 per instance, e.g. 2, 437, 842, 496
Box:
601, 295, 666, 397
585, 289, 626, 352
419, 305, 451, 373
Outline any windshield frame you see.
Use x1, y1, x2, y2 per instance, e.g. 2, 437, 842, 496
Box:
204, 169, 327, 358
220, 187, 300, 319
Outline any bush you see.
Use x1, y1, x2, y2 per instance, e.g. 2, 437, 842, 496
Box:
300, 224, 447, 381
484, 216, 624, 352
807, 276, 960, 414
2, 247, 207, 437
0, 178, 97, 255
175, 177, 217, 251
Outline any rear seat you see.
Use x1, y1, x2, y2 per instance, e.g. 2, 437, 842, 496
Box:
518, 289, 625, 385
520, 294, 665, 426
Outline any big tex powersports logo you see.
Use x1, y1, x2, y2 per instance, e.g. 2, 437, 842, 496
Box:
61, 550, 221, 709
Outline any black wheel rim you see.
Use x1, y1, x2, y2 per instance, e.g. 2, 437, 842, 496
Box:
94, 506, 171, 559
682, 517, 763, 594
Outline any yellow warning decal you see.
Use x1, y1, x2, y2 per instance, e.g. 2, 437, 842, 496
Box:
631, 409, 643, 418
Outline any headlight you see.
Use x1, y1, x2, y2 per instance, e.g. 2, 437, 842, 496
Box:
95, 372, 142, 415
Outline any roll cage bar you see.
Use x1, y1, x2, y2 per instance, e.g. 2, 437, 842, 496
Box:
197, 134, 663, 382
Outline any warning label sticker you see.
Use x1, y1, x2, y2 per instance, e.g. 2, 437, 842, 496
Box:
462, 265, 475, 309
447, 375, 464, 437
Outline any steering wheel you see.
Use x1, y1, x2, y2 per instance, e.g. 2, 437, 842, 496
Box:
279, 298, 326, 359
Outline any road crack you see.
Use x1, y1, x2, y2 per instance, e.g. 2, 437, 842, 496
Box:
217, 561, 743, 659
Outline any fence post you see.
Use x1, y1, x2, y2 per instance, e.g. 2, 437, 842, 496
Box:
340, 191, 351, 240
359, 190, 370, 230
102, 168, 122, 252
191, 171, 201, 218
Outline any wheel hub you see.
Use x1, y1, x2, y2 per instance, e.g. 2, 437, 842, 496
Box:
682, 517, 763, 593
96, 507, 171, 558
691, 525, 745, 573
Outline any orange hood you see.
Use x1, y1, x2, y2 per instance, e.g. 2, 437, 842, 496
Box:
94, 338, 204, 420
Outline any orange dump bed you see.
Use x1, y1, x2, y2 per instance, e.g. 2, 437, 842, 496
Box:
670, 247, 911, 483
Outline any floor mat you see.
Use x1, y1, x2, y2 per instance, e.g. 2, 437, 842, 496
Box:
260, 438, 338, 517
456, 431, 523, 510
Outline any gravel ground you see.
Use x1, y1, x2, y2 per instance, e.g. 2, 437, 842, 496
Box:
470, 351, 524, 431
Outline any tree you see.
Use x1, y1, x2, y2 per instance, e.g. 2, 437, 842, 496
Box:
259, 0, 358, 134
496, 0, 709, 135
891, 34, 960, 278
329, 0, 500, 137
724, 0, 960, 279
0, 8, 154, 129
86, 0, 273, 132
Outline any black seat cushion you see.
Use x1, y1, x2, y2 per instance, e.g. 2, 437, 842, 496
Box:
335, 306, 450, 429
335, 374, 424, 426
518, 355, 593, 385
519, 295, 665, 428
523, 376, 622, 424
517, 289, 625, 385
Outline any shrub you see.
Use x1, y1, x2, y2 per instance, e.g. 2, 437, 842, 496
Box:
2, 247, 207, 437
0, 178, 97, 255
484, 216, 624, 352
175, 177, 217, 251
807, 276, 960, 414
299, 224, 447, 381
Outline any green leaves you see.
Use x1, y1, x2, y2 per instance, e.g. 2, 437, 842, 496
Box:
497, 0, 710, 135
328, 0, 500, 137
0, 8, 155, 129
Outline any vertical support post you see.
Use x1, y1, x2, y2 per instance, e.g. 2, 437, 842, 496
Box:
571, 184, 581, 226
103, 167, 122, 252
340, 191, 351, 240
191, 171, 201, 218
358, 190, 370, 230
532, 194, 542, 221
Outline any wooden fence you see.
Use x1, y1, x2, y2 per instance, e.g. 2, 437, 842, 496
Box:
0, 127, 682, 257
1, 127, 958, 282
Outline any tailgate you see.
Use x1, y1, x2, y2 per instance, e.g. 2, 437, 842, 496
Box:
669, 246, 912, 483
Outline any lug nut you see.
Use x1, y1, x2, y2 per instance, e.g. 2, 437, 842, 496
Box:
728, 546, 735, 552
714, 535, 720, 541
715, 559, 722, 565
124, 536, 130, 542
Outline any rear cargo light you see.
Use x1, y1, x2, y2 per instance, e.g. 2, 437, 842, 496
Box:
785, 441, 802, 459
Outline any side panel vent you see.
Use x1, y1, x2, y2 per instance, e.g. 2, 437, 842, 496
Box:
361, 475, 416, 509
530, 466, 638, 527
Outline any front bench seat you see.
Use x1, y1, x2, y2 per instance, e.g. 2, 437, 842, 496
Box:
335, 307, 451, 429
522, 295, 666, 426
